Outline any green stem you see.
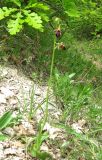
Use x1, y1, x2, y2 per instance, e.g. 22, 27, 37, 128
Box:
49, 37, 56, 79
33, 37, 56, 154
41, 36, 56, 130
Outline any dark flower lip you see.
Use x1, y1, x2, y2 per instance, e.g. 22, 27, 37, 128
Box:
60, 44, 66, 50
55, 30, 61, 38
58, 42, 66, 50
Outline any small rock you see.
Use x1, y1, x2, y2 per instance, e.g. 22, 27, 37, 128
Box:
4, 148, 24, 156
8, 156, 21, 160
71, 123, 82, 133
9, 97, 18, 105
0, 94, 6, 104
0, 141, 10, 148
0, 150, 5, 159
4, 148, 17, 155
3, 127, 15, 137
11, 141, 25, 149
44, 122, 61, 140
0, 87, 14, 99
1, 70, 8, 78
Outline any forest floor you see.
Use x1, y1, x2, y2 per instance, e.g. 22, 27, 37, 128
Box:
0, 62, 101, 160
0, 63, 64, 160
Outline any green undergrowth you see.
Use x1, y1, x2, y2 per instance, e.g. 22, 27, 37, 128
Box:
0, 27, 102, 160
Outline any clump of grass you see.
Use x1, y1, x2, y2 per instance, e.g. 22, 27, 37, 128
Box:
51, 69, 102, 160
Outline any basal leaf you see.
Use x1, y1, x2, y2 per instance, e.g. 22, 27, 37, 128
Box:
0, 111, 13, 130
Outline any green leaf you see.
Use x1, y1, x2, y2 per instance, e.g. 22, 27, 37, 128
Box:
66, 9, 80, 17
0, 134, 9, 141
6, 0, 21, 7
7, 12, 23, 35
0, 8, 5, 20
28, 0, 37, 5
62, 0, 80, 18
0, 7, 17, 20
62, 0, 76, 10
38, 12, 49, 22
36, 151, 52, 160
27, 2, 49, 11
32, 3, 49, 11
0, 111, 13, 130
24, 10, 43, 31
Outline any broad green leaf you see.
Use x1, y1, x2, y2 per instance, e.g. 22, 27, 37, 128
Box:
62, 0, 76, 10
66, 9, 80, 18
27, 3, 49, 11
62, 0, 80, 18
0, 111, 13, 130
24, 10, 43, 31
32, 3, 49, 11
7, 12, 23, 35
0, 7, 17, 20
0, 8, 5, 20
0, 134, 9, 141
3, 7, 17, 16
38, 12, 49, 22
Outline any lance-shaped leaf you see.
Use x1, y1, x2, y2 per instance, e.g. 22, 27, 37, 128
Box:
0, 111, 13, 130
5, 0, 21, 7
